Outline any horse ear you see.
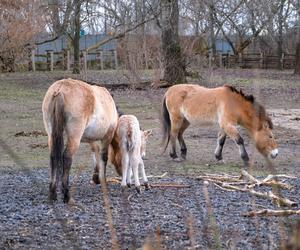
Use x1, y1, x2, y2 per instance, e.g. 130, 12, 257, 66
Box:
143, 130, 153, 139
262, 122, 269, 129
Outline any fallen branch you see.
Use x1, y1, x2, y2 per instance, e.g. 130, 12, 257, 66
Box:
241, 169, 261, 184
147, 172, 168, 179
198, 172, 297, 207
107, 172, 168, 183
219, 183, 297, 207
243, 209, 300, 217
248, 180, 293, 190
150, 183, 191, 188
197, 175, 242, 183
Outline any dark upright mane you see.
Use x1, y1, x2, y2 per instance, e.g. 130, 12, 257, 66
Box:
224, 85, 273, 129
224, 85, 255, 103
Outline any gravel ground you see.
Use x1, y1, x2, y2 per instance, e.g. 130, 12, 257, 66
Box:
0, 168, 299, 249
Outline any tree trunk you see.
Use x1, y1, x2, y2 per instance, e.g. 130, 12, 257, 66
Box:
161, 0, 185, 84
209, 3, 216, 55
73, 0, 81, 74
294, 42, 300, 75
277, 0, 284, 70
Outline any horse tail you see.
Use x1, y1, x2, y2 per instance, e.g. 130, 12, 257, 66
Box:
161, 96, 171, 153
50, 93, 65, 178
126, 129, 134, 152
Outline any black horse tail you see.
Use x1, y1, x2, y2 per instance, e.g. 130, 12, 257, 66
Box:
161, 96, 171, 153
50, 93, 66, 181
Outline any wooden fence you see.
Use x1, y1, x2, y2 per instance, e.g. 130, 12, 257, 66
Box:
29, 49, 118, 72
207, 53, 295, 69
28, 50, 296, 71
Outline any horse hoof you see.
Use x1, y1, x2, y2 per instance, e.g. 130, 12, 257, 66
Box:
135, 186, 141, 194
169, 152, 178, 159
144, 182, 150, 191
215, 154, 223, 161
121, 185, 127, 193
92, 174, 100, 185
48, 192, 57, 202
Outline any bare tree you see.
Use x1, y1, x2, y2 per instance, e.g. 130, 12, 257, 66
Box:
294, 0, 300, 74
160, 0, 185, 84
0, 0, 44, 72
73, 0, 82, 74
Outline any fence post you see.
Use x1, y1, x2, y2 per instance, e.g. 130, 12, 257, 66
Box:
281, 53, 284, 69
208, 52, 212, 68
46, 50, 54, 71
31, 49, 35, 72
227, 54, 230, 68
219, 53, 223, 68
100, 50, 104, 70
260, 52, 263, 69
238, 53, 242, 67
82, 50, 87, 72
63, 49, 70, 71
114, 50, 118, 70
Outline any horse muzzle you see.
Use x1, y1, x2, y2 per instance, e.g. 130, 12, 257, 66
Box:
270, 149, 279, 159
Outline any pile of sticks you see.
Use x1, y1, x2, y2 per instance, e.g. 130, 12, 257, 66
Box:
197, 170, 299, 217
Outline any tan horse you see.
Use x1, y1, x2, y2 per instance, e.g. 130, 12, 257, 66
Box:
42, 79, 118, 203
161, 84, 278, 167
108, 115, 152, 193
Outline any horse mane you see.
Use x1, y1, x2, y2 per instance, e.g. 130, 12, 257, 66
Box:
224, 84, 255, 103
224, 85, 273, 129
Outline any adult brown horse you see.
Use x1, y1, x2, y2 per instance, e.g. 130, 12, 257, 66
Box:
42, 79, 118, 203
161, 84, 278, 167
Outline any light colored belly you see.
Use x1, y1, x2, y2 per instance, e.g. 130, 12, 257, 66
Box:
82, 115, 108, 141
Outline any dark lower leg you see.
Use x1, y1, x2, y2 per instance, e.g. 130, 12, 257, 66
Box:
62, 150, 72, 203
236, 135, 249, 167
49, 155, 58, 201
178, 133, 187, 159
169, 136, 178, 159
215, 132, 227, 161
100, 150, 108, 184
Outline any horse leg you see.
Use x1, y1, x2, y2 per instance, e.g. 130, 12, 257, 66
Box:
90, 142, 101, 184
222, 124, 249, 167
131, 157, 141, 193
139, 160, 149, 190
169, 116, 183, 160
121, 152, 129, 189
49, 159, 58, 201
126, 164, 132, 188
48, 137, 58, 201
214, 130, 227, 161
178, 119, 189, 160
62, 138, 80, 203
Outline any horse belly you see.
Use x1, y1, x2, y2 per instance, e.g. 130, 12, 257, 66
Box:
82, 115, 109, 141
181, 107, 217, 126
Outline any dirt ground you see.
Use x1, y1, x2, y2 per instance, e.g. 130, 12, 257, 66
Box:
0, 69, 300, 249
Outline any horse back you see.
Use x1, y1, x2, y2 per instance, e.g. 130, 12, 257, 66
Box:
165, 84, 226, 125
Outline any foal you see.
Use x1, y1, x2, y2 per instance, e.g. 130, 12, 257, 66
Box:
161, 84, 278, 167
109, 115, 152, 193
42, 79, 118, 203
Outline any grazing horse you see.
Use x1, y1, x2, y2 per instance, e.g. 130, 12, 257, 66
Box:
109, 115, 152, 193
161, 84, 278, 167
42, 79, 118, 203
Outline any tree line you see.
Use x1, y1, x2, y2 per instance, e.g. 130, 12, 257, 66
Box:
1, 0, 300, 82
